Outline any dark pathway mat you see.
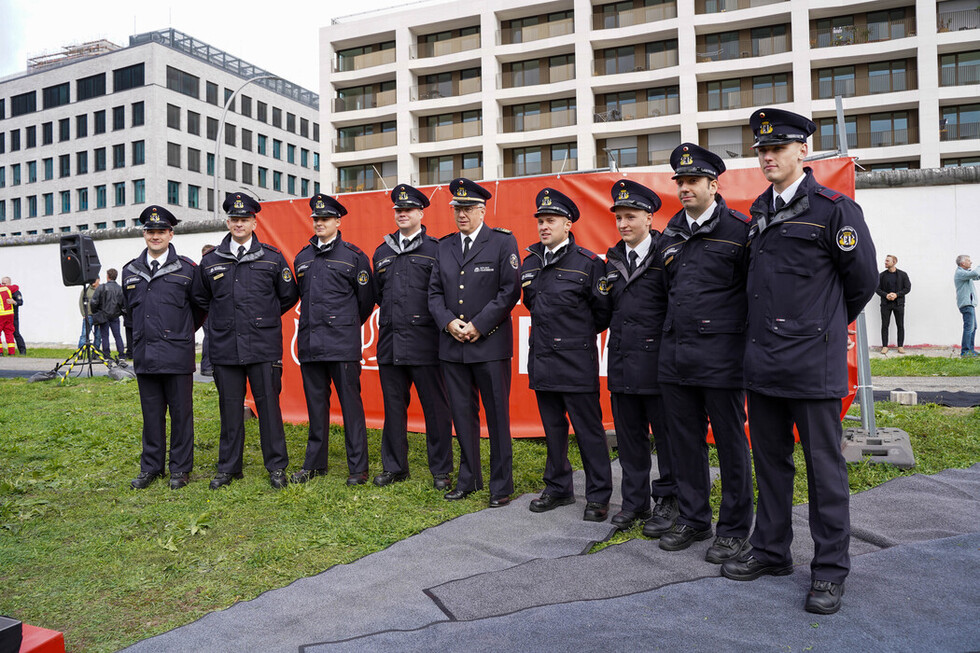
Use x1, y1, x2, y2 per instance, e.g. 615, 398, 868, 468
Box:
863, 389, 980, 407
307, 532, 980, 653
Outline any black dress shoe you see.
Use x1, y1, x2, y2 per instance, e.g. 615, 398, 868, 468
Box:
432, 474, 452, 491
373, 470, 410, 487
528, 493, 575, 513
642, 495, 679, 538
209, 472, 244, 490
290, 468, 325, 484
269, 469, 289, 489
610, 508, 653, 531
704, 536, 749, 564
805, 580, 844, 615
659, 524, 713, 551
346, 471, 369, 486
169, 472, 190, 490
130, 470, 163, 489
583, 502, 609, 522
488, 495, 511, 508
721, 551, 794, 581
444, 488, 473, 501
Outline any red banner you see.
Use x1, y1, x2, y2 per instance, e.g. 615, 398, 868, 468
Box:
252, 158, 858, 437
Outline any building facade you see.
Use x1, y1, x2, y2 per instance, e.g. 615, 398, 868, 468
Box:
0, 29, 320, 238
319, 0, 980, 193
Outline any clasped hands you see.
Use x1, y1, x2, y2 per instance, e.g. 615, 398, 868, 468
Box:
448, 318, 481, 343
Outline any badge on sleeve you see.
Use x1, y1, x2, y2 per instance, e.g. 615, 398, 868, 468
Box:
836, 226, 858, 252
509, 253, 519, 269
282, 269, 293, 282
357, 270, 370, 285
597, 276, 611, 296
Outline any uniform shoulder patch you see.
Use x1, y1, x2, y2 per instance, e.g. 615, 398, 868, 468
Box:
816, 186, 844, 203
357, 270, 370, 285
836, 226, 858, 251
493, 227, 512, 234
282, 268, 293, 282
263, 243, 282, 253
439, 232, 456, 241
576, 246, 598, 260
727, 209, 751, 223
179, 255, 198, 267
343, 241, 364, 255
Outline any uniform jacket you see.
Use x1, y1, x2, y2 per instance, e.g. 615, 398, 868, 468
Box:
605, 232, 665, 395
373, 226, 440, 366
294, 232, 374, 363
876, 269, 911, 307
745, 168, 878, 399
520, 233, 611, 393
0, 284, 15, 317
122, 245, 203, 375
656, 195, 750, 389
428, 224, 521, 363
191, 233, 299, 365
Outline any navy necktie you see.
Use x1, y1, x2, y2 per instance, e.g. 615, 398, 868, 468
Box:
775, 196, 786, 212
237, 245, 246, 259
462, 236, 471, 258
628, 250, 638, 275
150, 260, 159, 277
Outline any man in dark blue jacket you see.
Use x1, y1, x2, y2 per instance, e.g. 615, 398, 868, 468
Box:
123, 206, 204, 490
654, 144, 753, 562
603, 180, 677, 533
292, 194, 375, 486
521, 188, 613, 522
428, 178, 521, 507
373, 184, 453, 490
192, 193, 299, 490
720, 108, 878, 616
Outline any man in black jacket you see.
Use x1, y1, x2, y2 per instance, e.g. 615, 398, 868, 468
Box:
877, 254, 911, 354
91, 268, 127, 359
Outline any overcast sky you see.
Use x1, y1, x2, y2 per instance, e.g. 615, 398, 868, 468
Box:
0, 0, 416, 92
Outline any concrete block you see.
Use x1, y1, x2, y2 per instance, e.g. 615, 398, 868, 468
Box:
890, 390, 917, 405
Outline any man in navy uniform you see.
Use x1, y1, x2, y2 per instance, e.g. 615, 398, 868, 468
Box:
428, 178, 521, 507
654, 144, 753, 563
192, 192, 299, 490
124, 206, 204, 489
373, 184, 453, 490
603, 180, 677, 533
292, 194, 375, 486
721, 108, 877, 615
521, 188, 613, 522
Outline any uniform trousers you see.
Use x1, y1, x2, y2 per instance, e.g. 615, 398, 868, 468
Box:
0, 316, 14, 355
300, 361, 369, 475
136, 373, 194, 474
535, 390, 612, 504
212, 362, 289, 473
611, 392, 675, 512
13, 310, 26, 354
378, 363, 452, 477
660, 384, 752, 536
441, 359, 513, 497
747, 392, 850, 584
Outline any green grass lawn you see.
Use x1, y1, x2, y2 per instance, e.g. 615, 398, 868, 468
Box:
1, 377, 979, 651
870, 354, 980, 377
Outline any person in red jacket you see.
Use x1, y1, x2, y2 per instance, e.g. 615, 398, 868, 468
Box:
0, 280, 17, 356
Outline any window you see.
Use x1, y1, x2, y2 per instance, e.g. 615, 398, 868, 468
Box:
257, 101, 267, 122
59, 155, 70, 177
225, 157, 237, 181
168, 142, 181, 167
42, 122, 53, 144
286, 144, 296, 164
300, 118, 309, 138
60, 190, 71, 214
706, 79, 741, 110
188, 148, 201, 172
76, 151, 88, 174
207, 117, 218, 140
0, 133, 4, 154
240, 95, 252, 117
817, 66, 856, 98
313, 123, 320, 143
27, 195, 37, 218
272, 107, 283, 128
77, 188, 88, 211
10, 129, 20, 151
940, 51, 980, 87
76, 114, 88, 137
288, 174, 296, 194
114, 182, 126, 206
207, 153, 215, 176
513, 146, 543, 176
43, 158, 53, 180
43, 193, 53, 215
941, 104, 980, 141
113, 63, 144, 91
77, 73, 106, 101
223, 88, 235, 111
241, 129, 252, 151
225, 124, 236, 146
867, 8, 907, 42
817, 116, 857, 150
188, 185, 200, 209
273, 139, 282, 159
131, 101, 144, 126
112, 144, 125, 168
94, 110, 106, 134
167, 66, 200, 98
94, 148, 106, 171
109, 105, 122, 131
167, 104, 181, 129
187, 110, 200, 135
12, 198, 20, 220
313, 152, 320, 171
58, 118, 70, 141
95, 185, 106, 209
113, 220, 126, 228
0, 99, 3, 119
27, 160, 36, 183
167, 181, 180, 205
258, 134, 267, 155
206, 82, 219, 106
0, 168, 4, 187
752, 73, 789, 104
273, 171, 282, 191
12, 164, 20, 185
43, 83, 70, 109
25, 125, 36, 148
868, 60, 908, 94
301, 148, 309, 168
869, 111, 910, 146
704, 31, 739, 61
301, 179, 309, 196
0, 200, 5, 221
286, 113, 296, 133
133, 179, 145, 204
242, 162, 253, 185
11, 91, 36, 117
751, 24, 787, 57
258, 167, 268, 188
132, 140, 145, 165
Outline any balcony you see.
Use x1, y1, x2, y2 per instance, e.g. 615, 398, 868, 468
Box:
500, 158, 578, 178
335, 175, 397, 194
411, 33, 481, 59
938, 9, 980, 32
594, 97, 680, 122
501, 109, 576, 133
412, 120, 483, 143
333, 48, 395, 73
499, 18, 573, 45
594, 49, 679, 75
411, 76, 482, 101
704, 142, 754, 159
940, 122, 980, 141
332, 131, 397, 153
696, 0, 784, 13
419, 167, 483, 185
498, 64, 574, 89
697, 35, 788, 62
332, 89, 396, 112
814, 73, 916, 99
699, 86, 790, 111
817, 127, 920, 150
593, 2, 677, 30
940, 66, 980, 87
810, 18, 916, 48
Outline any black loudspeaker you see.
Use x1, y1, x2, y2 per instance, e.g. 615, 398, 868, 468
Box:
60, 234, 102, 286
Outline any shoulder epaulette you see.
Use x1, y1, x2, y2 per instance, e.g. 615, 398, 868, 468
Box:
576, 246, 598, 260
815, 186, 844, 203
493, 227, 512, 234
727, 208, 751, 224
343, 241, 364, 255
439, 232, 456, 241
179, 255, 198, 267
263, 243, 282, 254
